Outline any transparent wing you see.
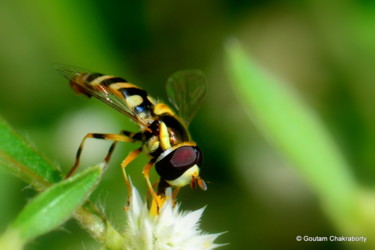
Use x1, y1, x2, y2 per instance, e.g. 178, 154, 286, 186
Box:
166, 70, 207, 126
55, 64, 148, 127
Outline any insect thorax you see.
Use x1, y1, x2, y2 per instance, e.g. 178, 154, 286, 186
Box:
143, 114, 190, 158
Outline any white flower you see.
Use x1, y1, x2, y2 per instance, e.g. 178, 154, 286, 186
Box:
123, 187, 225, 250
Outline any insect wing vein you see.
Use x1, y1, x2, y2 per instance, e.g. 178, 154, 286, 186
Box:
166, 70, 207, 126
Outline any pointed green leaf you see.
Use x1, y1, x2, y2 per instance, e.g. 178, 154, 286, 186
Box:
225, 40, 358, 215
0, 118, 122, 244
11, 164, 103, 242
0, 117, 62, 190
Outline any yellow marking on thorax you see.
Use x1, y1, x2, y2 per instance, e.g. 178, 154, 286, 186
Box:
145, 135, 160, 153
154, 103, 175, 116
159, 122, 171, 150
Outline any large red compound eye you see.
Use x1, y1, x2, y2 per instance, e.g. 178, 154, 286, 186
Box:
170, 147, 197, 167
155, 146, 202, 181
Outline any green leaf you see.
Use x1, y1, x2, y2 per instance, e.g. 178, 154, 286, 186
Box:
10, 164, 103, 242
0, 117, 62, 190
225, 40, 358, 223
225, 41, 375, 245
0, 117, 122, 245
0, 228, 24, 250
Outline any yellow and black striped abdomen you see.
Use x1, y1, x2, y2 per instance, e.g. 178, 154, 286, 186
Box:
77, 72, 156, 121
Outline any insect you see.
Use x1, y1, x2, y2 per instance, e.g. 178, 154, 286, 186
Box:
56, 65, 207, 207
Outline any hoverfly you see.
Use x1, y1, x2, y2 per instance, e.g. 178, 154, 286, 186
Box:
56, 65, 207, 207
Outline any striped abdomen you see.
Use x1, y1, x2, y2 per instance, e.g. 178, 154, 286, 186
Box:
73, 72, 156, 121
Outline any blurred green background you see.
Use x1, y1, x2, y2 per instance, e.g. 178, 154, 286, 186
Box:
1, 0, 375, 249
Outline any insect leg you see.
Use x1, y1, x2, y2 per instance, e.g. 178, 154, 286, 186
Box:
120, 147, 142, 207
66, 131, 136, 178
103, 141, 118, 165
145, 179, 160, 205
142, 159, 159, 211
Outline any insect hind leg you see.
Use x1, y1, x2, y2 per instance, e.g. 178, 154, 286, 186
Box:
66, 131, 136, 178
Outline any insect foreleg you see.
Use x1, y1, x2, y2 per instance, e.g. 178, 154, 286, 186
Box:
142, 159, 160, 212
